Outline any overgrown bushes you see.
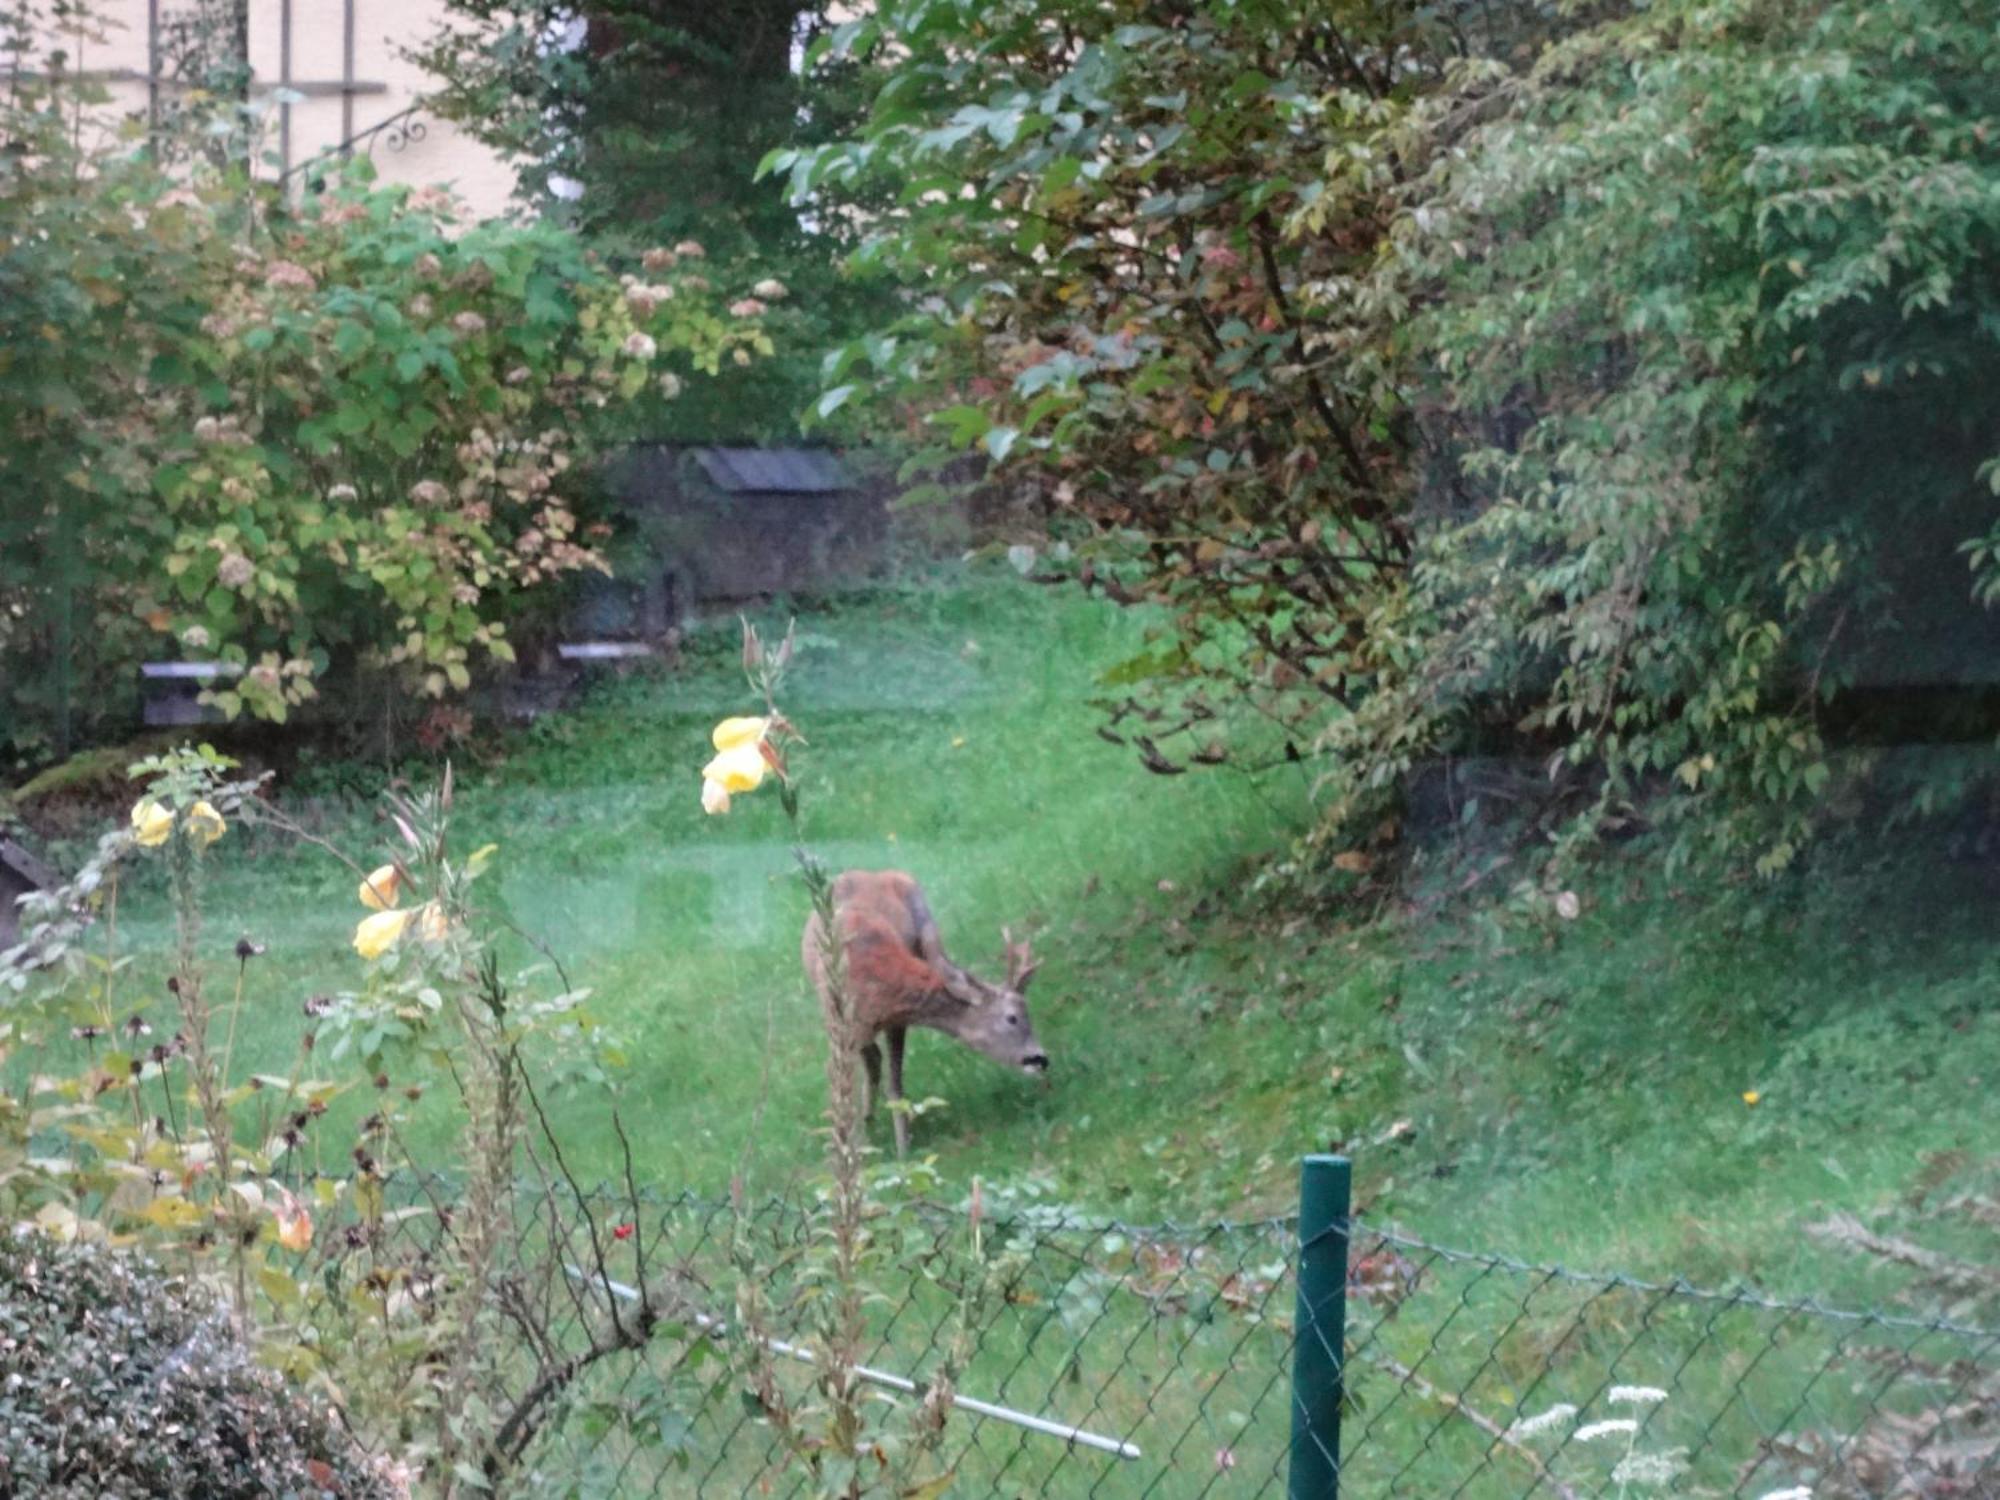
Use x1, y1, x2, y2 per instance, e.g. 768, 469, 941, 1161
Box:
788, 0, 2000, 877
0, 14, 770, 767
0, 1231, 393, 1498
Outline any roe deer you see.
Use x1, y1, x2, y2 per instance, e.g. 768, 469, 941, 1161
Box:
802, 869, 1047, 1157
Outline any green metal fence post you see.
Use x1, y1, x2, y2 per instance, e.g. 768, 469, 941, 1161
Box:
1288, 1154, 1352, 1499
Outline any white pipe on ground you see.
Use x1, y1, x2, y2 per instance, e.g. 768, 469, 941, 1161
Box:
565, 1265, 1143, 1462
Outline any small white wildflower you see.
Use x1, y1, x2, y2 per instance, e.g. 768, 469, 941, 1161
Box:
408, 480, 449, 507
1754, 1489, 1813, 1500
1575, 1419, 1639, 1444
622, 331, 657, 360
180, 625, 211, 650
451, 311, 488, 335
216, 553, 255, 589
193, 415, 222, 442
752, 277, 788, 300
1607, 1385, 1668, 1407
328, 483, 358, 502
1508, 1404, 1576, 1439
657, 372, 683, 400
1611, 1451, 1687, 1488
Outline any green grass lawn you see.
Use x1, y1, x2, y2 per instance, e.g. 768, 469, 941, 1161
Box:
41, 570, 1999, 1307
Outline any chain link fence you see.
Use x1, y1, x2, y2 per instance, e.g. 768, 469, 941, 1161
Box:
369, 1178, 1998, 1498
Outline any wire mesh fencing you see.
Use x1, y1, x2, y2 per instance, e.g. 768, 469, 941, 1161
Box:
369, 1180, 1998, 1498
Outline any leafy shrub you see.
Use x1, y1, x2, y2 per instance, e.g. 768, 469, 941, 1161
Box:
790, 0, 1999, 877
0, 1230, 393, 1498
0, 28, 770, 764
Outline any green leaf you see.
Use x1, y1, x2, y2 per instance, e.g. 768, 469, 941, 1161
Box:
258, 1266, 302, 1308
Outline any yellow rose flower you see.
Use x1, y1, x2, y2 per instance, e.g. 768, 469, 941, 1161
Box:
354, 906, 414, 960
701, 778, 731, 816
184, 800, 226, 847
711, 715, 770, 751
273, 1192, 313, 1253
702, 740, 768, 795
358, 864, 404, 911
417, 901, 449, 943
130, 799, 174, 848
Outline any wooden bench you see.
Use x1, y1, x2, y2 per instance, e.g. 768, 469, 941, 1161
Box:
555, 641, 656, 665
1, 836, 55, 949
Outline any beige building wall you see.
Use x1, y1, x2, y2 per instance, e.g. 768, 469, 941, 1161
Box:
24, 1, 522, 220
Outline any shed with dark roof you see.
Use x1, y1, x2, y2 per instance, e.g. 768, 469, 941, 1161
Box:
587, 444, 891, 635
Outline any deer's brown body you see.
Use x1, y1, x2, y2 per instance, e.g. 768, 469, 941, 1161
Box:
802, 870, 1046, 1156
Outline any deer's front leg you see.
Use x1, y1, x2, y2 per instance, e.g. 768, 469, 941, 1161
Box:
860, 1040, 883, 1121
886, 1026, 910, 1159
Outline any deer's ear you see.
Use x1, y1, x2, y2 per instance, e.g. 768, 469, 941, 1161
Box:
942, 967, 986, 1005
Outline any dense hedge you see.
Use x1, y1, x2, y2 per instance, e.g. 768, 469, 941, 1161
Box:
0, 1231, 392, 1499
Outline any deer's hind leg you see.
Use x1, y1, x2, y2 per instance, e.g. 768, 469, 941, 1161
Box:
886, 1026, 910, 1159
860, 1040, 883, 1121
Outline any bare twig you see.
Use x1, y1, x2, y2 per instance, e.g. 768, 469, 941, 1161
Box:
1368, 1351, 1585, 1500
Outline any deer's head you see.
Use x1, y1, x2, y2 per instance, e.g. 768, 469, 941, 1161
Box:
944, 928, 1048, 1076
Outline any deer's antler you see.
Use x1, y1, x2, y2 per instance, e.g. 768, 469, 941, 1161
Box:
1001, 926, 1040, 991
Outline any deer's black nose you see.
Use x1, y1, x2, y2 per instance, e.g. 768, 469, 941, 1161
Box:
1023, 1053, 1049, 1073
